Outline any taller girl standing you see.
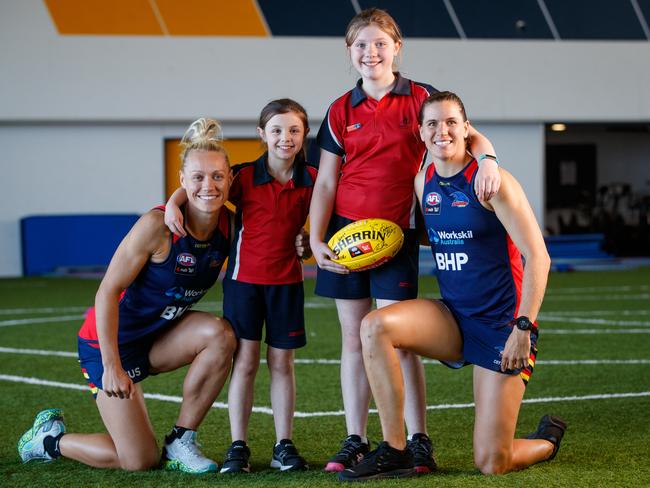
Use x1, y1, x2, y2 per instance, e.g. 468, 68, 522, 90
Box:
309, 8, 501, 473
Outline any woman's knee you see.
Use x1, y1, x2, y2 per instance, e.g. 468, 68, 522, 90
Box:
360, 309, 389, 346
199, 317, 236, 354
119, 447, 160, 471
474, 447, 512, 475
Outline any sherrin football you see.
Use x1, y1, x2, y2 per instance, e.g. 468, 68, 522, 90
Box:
327, 218, 404, 272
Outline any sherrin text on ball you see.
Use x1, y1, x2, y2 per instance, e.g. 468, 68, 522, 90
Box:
327, 218, 404, 271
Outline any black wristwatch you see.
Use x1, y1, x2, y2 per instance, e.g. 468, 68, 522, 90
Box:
514, 316, 533, 331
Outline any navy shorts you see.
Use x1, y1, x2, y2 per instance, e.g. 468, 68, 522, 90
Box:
315, 214, 419, 300
78, 335, 155, 397
440, 300, 538, 385
223, 278, 306, 349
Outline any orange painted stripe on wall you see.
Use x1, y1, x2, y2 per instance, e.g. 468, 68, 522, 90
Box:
155, 0, 268, 36
44, 0, 164, 35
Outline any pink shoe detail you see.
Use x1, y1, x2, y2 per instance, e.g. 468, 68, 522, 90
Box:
324, 462, 345, 472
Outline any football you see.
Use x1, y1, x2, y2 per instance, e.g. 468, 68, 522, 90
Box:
327, 218, 404, 272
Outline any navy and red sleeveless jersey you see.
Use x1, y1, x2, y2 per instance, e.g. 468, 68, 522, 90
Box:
317, 73, 436, 229
225, 153, 317, 285
422, 160, 524, 325
78, 206, 232, 345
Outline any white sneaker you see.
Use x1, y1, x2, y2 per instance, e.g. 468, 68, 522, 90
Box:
162, 430, 218, 474
18, 408, 66, 463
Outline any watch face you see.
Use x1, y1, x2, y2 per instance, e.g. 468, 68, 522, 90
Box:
517, 317, 532, 330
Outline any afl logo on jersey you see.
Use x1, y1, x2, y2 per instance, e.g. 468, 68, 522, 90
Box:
450, 191, 469, 208
175, 253, 197, 275
424, 192, 442, 215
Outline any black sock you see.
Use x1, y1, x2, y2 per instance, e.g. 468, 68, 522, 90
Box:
165, 425, 192, 443
43, 432, 64, 459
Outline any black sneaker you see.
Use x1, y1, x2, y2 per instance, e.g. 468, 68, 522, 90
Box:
324, 435, 370, 472
270, 439, 308, 471
525, 415, 567, 460
338, 442, 415, 482
220, 440, 251, 473
407, 433, 437, 474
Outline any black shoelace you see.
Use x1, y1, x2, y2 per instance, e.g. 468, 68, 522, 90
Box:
339, 438, 365, 456
408, 438, 431, 458
277, 444, 300, 462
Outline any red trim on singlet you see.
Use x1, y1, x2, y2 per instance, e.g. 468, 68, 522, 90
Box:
506, 234, 524, 318
425, 162, 436, 183
463, 160, 478, 184
425, 160, 477, 186
77, 290, 126, 342
77, 306, 98, 342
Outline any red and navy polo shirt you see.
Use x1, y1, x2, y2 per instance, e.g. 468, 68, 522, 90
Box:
317, 73, 436, 229
225, 153, 317, 285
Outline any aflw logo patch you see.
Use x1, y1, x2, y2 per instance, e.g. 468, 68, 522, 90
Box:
175, 253, 197, 275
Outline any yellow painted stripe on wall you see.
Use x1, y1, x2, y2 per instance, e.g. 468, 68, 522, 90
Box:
154, 0, 268, 36
44, 0, 164, 35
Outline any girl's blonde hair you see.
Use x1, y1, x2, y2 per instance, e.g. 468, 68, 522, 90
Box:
180, 118, 230, 169
344, 8, 402, 47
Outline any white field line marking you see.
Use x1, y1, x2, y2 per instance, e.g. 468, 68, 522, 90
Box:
0, 305, 326, 328
167, 299, 333, 311
0, 299, 331, 317
421, 292, 650, 302
0, 306, 89, 316
1, 347, 649, 366
544, 294, 650, 301
534, 359, 650, 365
0, 315, 84, 327
1, 374, 648, 418
8, 312, 650, 330
539, 316, 650, 327
545, 285, 649, 294
0, 347, 78, 358
539, 310, 650, 317
543, 328, 650, 334
2, 291, 646, 317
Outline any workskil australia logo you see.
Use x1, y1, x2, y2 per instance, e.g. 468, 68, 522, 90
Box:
428, 229, 474, 246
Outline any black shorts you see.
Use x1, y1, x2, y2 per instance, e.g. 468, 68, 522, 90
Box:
314, 214, 419, 300
223, 279, 306, 349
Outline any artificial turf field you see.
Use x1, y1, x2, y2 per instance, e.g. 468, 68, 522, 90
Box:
1, 268, 649, 487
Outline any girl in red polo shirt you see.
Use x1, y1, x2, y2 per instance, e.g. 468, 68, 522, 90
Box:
309, 8, 502, 474
165, 99, 316, 473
